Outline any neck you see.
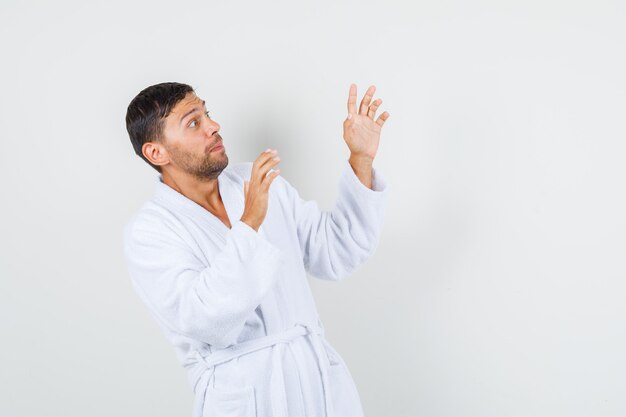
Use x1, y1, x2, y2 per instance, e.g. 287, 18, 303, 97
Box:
161, 169, 222, 211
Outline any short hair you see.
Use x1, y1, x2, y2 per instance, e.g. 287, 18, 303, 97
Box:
125, 82, 195, 173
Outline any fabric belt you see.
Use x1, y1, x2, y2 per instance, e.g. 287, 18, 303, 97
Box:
192, 322, 334, 417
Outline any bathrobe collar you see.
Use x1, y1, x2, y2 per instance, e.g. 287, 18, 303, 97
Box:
152, 169, 244, 239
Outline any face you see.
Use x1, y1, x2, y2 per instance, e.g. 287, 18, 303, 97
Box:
159, 92, 228, 181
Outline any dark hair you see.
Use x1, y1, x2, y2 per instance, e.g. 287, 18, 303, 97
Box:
125, 82, 195, 173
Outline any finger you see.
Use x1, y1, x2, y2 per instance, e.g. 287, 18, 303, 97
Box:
254, 148, 276, 165
252, 150, 279, 179
257, 153, 281, 180
347, 83, 357, 116
375, 111, 390, 127
367, 98, 382, 119
262, 168, 281, 187
259, 151, 280, 171
359, 85, 376, 115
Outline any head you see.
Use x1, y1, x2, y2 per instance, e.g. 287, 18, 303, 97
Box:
125, 82, 228, 181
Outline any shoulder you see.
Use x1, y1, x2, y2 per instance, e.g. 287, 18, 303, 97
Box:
122, 202, 181, 248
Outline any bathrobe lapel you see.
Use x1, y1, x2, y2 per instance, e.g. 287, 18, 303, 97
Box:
153, 171, 245, 241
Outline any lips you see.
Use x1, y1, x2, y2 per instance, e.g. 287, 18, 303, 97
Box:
209, 137, 224, 152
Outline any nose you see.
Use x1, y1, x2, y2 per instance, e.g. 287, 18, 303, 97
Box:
203, 118, 220, 137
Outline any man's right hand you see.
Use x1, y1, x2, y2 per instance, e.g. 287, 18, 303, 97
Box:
240, 149, 281, 232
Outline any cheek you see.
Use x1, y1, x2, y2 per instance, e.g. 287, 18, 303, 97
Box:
182, 134, 205, 150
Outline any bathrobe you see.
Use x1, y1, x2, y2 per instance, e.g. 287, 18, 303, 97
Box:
122, 158, 388, 417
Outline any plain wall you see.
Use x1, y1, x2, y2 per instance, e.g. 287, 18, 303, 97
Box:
1, 0, 624, 416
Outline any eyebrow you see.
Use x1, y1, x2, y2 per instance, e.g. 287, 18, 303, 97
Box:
179, 100, 207, 125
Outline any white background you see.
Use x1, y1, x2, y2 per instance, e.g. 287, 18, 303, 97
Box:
1, 0, 625, 416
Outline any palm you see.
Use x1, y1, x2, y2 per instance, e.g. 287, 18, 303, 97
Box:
342, 84, 390, 160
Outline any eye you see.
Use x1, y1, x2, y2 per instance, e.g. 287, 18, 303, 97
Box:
188, 111, 211, 128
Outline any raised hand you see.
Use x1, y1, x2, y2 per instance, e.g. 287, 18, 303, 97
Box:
342, 83, 390, 161
241, 149, 281, 232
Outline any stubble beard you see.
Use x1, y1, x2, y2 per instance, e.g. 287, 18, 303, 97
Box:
168, 144, 229, 181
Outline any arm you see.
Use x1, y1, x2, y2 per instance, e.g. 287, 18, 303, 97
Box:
122, 216, 285, 349
348, 154, 375, 189
281, 82, 391, 281
278, 157, 388, 281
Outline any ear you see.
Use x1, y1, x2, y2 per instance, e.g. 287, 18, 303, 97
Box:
142, 142, 168, 168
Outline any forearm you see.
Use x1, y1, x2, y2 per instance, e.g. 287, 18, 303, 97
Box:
287, 157, 387, 281
348, 154, 374, 190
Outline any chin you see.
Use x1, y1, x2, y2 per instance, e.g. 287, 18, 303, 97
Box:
219, 153, 229, 169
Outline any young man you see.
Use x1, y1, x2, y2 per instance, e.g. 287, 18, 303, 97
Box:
122, 81, 390, 417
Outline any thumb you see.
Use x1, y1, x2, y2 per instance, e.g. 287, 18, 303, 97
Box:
244, 180, 249, 196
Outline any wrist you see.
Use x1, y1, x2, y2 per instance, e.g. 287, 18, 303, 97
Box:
348, 154, 374, 189
349, 152, 373, 164
240, 216, 260, 232
349, 154, 373, 171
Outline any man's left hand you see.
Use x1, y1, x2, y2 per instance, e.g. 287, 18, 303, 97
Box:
343, 83, 390, 161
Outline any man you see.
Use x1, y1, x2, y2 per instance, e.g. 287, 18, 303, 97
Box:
122, 81, 390, 417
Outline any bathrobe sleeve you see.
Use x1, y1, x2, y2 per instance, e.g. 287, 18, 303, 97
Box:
277, 158, 388, 281
122, 216, 285, 349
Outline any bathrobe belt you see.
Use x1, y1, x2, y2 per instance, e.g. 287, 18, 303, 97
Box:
193, 322, 335, 417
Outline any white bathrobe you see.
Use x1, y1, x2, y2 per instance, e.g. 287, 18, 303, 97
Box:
122, 158, 388, 417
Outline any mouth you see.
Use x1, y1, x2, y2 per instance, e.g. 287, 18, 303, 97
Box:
210, 144, 224, 152
209, 136, 224, 152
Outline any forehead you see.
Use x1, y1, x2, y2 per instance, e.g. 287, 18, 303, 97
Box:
170, 92, 204, 115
